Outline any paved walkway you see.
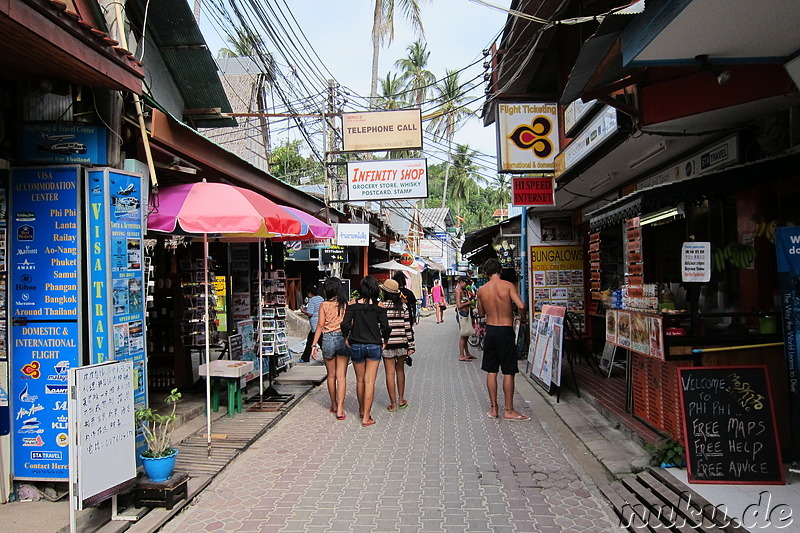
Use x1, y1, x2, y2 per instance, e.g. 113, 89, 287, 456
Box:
160, 316, 619, 533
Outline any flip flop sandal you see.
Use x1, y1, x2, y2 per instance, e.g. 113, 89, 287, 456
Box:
336, 413, 346, 420
362, 419, 376, 427
387, 406, 397, 412
398, 401, 409, 409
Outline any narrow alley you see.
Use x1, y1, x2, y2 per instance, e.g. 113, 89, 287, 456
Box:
159, 315, 619, 533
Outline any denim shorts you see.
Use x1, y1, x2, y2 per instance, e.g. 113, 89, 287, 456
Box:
321, 331, 349, 360
349, 343, 383, 363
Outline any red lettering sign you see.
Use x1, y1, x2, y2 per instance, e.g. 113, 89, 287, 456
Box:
512, 177, 555, 206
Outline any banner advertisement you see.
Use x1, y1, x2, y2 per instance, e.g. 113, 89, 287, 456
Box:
554, 105, 619, 179
346, 159, 428, 201
497, 102, 559, 173
19, 123, 107, 165
336, 223, 370, 246
530, 245, 584, 315
322, 246, 347, 263
681, 241, 711, 282
419, 239, 443, 257
775, 226, 800, 452
604, 309, 664, 361
86, 169, 147, 408
341, 109, 422, 152
10, 165, 81, 480
529, 304, 566, 390
512, 176, 555, 206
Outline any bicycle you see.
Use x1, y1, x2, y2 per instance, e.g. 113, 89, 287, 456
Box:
468, 313, 485, 349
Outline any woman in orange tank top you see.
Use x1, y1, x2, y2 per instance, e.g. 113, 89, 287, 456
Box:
311, 277, 350, 419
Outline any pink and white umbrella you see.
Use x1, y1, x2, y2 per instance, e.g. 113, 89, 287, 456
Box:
273, 206, 335, 241
148, 181, 303, 237
147, 181, 304, 456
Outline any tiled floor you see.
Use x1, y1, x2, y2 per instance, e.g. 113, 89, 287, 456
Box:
570, 357, 660, 445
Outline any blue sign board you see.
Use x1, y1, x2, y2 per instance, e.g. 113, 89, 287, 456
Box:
86, 169, 146, 408
10, 165, 81, 480
776, 226, 800, 454
18, 123, 107, 165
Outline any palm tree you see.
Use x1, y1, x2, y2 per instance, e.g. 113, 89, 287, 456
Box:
489, 173, 512, 210
370, 0, 425, 106
218, 27, 263, 58
428, 69, 472, 205
395, 40, 435, 107
377, 72, 406, 110
448, 144, 483, 213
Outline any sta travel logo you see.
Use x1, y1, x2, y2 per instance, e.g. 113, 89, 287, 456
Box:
508, 115, 554, 159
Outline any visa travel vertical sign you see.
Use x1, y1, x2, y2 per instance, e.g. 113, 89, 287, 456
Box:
775, 226, 800, 453
10, 166, 81, 480
86, 169, 146, 407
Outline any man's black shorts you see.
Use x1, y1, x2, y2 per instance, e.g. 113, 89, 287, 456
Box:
481, 325, 517, 375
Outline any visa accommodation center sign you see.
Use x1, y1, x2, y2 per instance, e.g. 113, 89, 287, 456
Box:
9, 165, 145, 481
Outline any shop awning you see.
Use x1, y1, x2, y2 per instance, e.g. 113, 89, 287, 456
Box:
421, 258, 446, 272
0, 0, 143, 94
587, 149, 800, 230
147, 109, 339, 221
461, 215, 521, 265
370, 260, 420, 274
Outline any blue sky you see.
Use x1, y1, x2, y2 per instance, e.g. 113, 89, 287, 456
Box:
195, 0, 509, 176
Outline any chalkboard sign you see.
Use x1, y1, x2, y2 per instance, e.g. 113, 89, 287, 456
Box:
228, 333, 243, 360
678, 365, 784, 484
68, 361, 137, 510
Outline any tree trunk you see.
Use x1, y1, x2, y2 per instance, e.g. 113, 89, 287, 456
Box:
370, 0, 383, 106
442, 135, 452, 205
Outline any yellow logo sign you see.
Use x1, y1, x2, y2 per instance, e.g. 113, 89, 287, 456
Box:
508, 115, 554, 159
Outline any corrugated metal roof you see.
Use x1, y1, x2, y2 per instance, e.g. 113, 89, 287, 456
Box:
134, 0, 235, 127
419, 207, 452, 231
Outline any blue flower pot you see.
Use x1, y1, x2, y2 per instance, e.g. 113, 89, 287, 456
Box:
141, 449, 178, 482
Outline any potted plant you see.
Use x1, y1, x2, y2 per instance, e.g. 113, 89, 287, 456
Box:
135, 388, 181, 482
645, 432, 685, 468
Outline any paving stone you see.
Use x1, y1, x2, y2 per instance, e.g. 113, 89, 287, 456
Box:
156, 322, 622, 533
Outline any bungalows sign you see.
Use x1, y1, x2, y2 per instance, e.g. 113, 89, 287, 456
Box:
497, 102, 559, 173
512, 176, 555, 206
342, 109, 423, 152
346, 158, 428, 201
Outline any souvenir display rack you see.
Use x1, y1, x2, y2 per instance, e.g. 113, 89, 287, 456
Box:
145, 244, 220, 391
258, 269, 289, 371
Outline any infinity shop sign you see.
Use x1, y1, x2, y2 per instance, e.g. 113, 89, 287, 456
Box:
346, 159, 428, 201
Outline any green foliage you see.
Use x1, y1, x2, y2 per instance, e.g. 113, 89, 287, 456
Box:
645, 432, 685, 467
135, 389, 182, 458
269, 140, 323, 185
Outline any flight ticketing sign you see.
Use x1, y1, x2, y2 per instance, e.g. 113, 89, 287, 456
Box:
10, 165, 81, 480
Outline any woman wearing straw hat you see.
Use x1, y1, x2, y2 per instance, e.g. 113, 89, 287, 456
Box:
379, 279, 415, 412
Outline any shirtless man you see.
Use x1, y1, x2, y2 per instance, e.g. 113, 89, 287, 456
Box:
476, 258, 530, 421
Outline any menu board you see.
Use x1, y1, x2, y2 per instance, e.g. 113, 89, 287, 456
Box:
625, 218, 643, 297
588, 232, 601, 302
678, 365, 784, 484
10, 165, 81, 480
68, 360, 136, 509
530, 245, 584, 315
605, 309, 664, 361
86, 169, 146, 407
